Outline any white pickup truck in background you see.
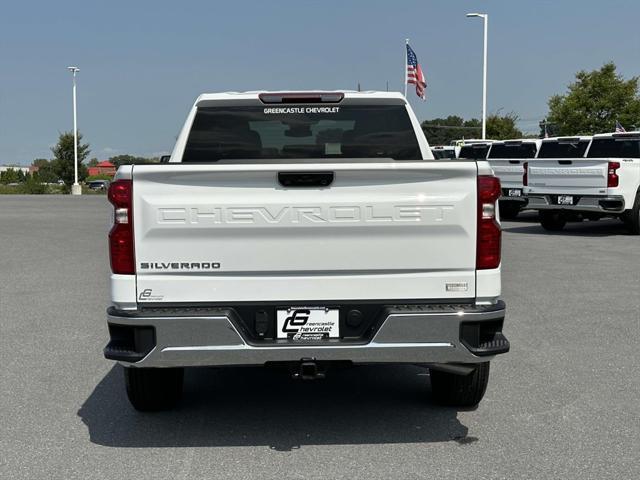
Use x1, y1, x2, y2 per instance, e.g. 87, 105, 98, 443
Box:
487, 139, 541, 219
104, 91, 509, 411
525, 132, 640, 233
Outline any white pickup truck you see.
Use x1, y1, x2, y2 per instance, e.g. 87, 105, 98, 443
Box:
524, 132, 640, 233
487, 139, 541, 219
104, 91, 509, 411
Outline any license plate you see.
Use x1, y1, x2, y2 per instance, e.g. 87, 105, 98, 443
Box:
508, 189, 522, 197
558, 195, 573, 205
276, 307, 339, 340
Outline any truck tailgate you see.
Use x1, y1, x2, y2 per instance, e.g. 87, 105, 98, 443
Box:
527, 158, 609, 195
132, 162, 478, 303
488, 160, 525, 189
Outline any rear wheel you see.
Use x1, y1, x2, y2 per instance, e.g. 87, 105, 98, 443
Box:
622, 191, 640, 235
539, 210, 566, 231
499, 201, 522, 220
124, 367, 184, 411
430, 362, 490, 407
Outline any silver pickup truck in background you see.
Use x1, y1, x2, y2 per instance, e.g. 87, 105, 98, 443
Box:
104, 91, 509, 411
525, 132, 640, 233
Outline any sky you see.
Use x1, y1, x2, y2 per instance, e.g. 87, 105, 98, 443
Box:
1, 0, 639, 165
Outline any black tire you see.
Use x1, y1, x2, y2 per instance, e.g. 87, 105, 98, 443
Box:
499, 201, 522, 220
124, 367, 184, 411
622, 191, 640, 235
430, 362, 490, 407
539, 210, 567, 231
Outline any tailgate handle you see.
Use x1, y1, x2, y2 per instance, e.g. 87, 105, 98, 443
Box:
558, 160, 573, 165
278, 171, 334, 188
508, 160, 521, 164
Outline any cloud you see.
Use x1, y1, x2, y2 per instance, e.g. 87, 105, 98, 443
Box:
98, 147, 119, 158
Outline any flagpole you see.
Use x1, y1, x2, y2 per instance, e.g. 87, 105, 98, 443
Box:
404, 38, 409, 98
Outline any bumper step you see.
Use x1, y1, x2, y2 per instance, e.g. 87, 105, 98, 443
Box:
460, 321, 510, 356
470, 332, 510, 356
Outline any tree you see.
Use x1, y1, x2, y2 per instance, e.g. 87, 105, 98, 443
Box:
486, 112, 523, 139
547, 62, 640, 135
87, 158, 99, 167
51, 131, 90, 186
422, 113, 523, 144
109, 154, 158, 168
32, 159, 59, 184
86, 173, 114, 181
421, 116, 482, 145
0, 168, 21, 184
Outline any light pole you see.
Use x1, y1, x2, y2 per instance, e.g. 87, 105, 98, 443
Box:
67, 66, 81, 195
466, 13, 488, 139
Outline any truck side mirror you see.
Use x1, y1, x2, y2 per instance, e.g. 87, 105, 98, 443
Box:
160, 155, 170, 163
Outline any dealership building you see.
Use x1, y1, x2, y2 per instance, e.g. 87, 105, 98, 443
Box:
88, 161, 116, 177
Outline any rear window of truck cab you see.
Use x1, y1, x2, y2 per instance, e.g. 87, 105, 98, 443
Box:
182, 105, 422, 162
487, 143, 538, 159
459, 144, 490, 159
587, 137, 640, 158
431, 148, 455, 159
537, 139, 590, 158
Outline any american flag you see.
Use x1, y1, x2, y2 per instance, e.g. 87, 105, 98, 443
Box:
615, 120, 626, 133
406, 43, 427, 100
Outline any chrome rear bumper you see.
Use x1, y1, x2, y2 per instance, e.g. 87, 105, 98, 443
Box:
526, 194, 625, 213
105, 302, 508, 368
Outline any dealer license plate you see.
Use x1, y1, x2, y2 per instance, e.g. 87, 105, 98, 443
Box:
508, 189, 522, 197
276, 307, 339, 340
558, 195, 573, 205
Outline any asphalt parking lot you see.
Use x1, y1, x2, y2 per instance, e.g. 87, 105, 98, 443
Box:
1, 195, 638, 480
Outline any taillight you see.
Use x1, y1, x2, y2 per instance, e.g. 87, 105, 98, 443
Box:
523, 162, 528, 186
259, 92, 344, 104
108, 179, 135, 274
608, 161, 620, 188
477, 175, 502, 270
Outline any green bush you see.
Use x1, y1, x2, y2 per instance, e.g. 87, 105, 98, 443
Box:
0, 168, 24, 184
86, 174, 113, 182
0, 184, 20, 194
18, 179, 49, 194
